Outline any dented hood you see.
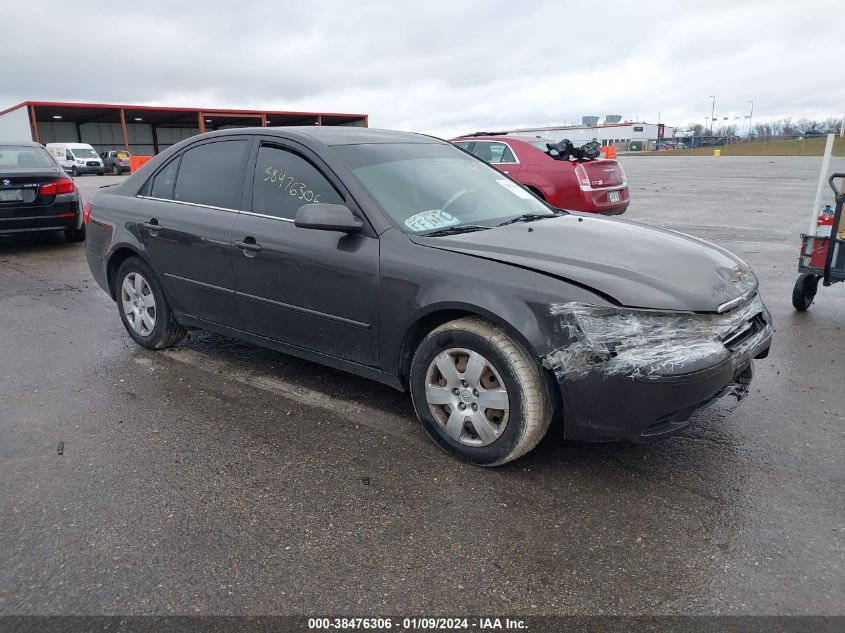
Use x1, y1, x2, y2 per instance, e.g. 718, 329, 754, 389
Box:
411, 214, 756, 312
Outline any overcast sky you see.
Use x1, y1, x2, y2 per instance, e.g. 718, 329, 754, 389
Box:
3, 1, 843, 137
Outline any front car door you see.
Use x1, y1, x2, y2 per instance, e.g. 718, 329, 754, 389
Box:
136, 137, 249, 328
230, 139, 380, 367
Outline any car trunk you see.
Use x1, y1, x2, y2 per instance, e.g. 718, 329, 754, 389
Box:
0, 169, 60, 208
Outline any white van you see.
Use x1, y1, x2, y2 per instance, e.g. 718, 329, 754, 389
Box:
46, 143, 104, 176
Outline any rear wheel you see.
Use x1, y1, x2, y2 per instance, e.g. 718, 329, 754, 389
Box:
115, 257, 186, 349
792, 273, 819, 311
410, 317, 551, 466
112, 164, 120, 175
64, 227, 85, 242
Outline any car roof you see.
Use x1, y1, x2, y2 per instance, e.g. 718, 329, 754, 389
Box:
197, 126, 444, 147
1, 140, 43, 147
453, 135, 554, 144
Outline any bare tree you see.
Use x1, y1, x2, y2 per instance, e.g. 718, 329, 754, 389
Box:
824, 116, 843, 132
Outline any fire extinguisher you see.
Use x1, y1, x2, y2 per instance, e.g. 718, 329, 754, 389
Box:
810, 204, 835, 268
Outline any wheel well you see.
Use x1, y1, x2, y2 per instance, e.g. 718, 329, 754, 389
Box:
398, 309, 547, 391
106, 248, 141, 300
399, 310, 473, 387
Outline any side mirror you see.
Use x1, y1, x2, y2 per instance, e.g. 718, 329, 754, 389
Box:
294, 203, 362, 233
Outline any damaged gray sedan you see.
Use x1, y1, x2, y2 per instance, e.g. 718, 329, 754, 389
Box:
85, 127, 772, 466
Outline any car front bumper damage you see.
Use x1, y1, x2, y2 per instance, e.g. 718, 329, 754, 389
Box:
543, 294, 773, 441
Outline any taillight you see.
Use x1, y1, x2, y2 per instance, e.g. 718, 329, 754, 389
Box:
574, 164, 591, 190
83, 202, 92, 225
39, 178, 76, 196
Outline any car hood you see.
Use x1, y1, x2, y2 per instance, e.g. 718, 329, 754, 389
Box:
410, 214, 756, 312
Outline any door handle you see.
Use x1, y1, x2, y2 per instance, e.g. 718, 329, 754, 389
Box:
143, 219, 160, 232
235, 238, 262, 255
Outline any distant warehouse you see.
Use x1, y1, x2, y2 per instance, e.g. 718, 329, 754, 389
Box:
0, 101, 368, 155
506, 115, 676, 150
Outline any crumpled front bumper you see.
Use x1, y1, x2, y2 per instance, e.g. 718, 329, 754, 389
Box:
545, 299, 773, 442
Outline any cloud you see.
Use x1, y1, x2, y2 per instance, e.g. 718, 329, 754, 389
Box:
2, 0, 842, 137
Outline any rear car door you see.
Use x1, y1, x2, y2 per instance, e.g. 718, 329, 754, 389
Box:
230, 139, 380, 366
136, 138, 249, 328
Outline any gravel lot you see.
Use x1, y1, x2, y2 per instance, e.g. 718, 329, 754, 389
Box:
0, 156, 842, 616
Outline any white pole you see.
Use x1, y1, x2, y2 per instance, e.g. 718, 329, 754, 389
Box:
810, 133, 836, 234
840, 115, 844, 138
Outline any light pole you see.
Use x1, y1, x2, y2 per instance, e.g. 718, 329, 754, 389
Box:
709, 95, 716, 137
748, 100, 754, 140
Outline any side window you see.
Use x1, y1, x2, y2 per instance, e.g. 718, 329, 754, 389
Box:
252, 144, 343, 220
65, 150, 73, 160
174, 140, 248, 209
150, 157, 180, 200
471, 141, 516, 163
492, 142, 516, 163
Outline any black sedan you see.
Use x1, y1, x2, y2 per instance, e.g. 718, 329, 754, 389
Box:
0, 142, 85, 242
84, 127, 772, 465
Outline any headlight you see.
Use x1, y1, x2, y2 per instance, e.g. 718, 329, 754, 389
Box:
543, 295, 765, 380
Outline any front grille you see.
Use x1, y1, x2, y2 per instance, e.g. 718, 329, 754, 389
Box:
86, 161, 99, 167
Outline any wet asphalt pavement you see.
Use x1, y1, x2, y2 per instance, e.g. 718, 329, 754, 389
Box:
0, 156, 842, 616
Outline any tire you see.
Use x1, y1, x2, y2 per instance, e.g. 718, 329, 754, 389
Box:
64, 227, 85, 242
792, 273, 819, 311
409, 317, 551, 466
71, 166, 79, 177
97, 170, 104, 176
114, 257, 186, 349
112, 164, 120, 175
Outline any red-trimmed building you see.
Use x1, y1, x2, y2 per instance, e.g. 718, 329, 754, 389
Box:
0, 101, 368, 155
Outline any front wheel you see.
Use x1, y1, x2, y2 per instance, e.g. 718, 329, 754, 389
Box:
410, 317, 551, 466
792, 273, 819, 311
115, 257, 186, 349
71, 166, 79, 177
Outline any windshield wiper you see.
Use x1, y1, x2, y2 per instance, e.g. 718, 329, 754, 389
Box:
496, 213, 555, 227
419, 224, 491, 237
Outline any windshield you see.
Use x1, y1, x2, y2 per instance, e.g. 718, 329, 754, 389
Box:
333, 142, 554, 233
0, 145, 56, 169
72, 148, 99, 159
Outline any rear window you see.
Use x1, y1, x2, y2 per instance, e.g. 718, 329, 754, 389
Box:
149, 157, 180, 199
529, 140, 563, 158
174, 140, 248, 209
117, 151, 131, 158
0, 145, 55, 169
